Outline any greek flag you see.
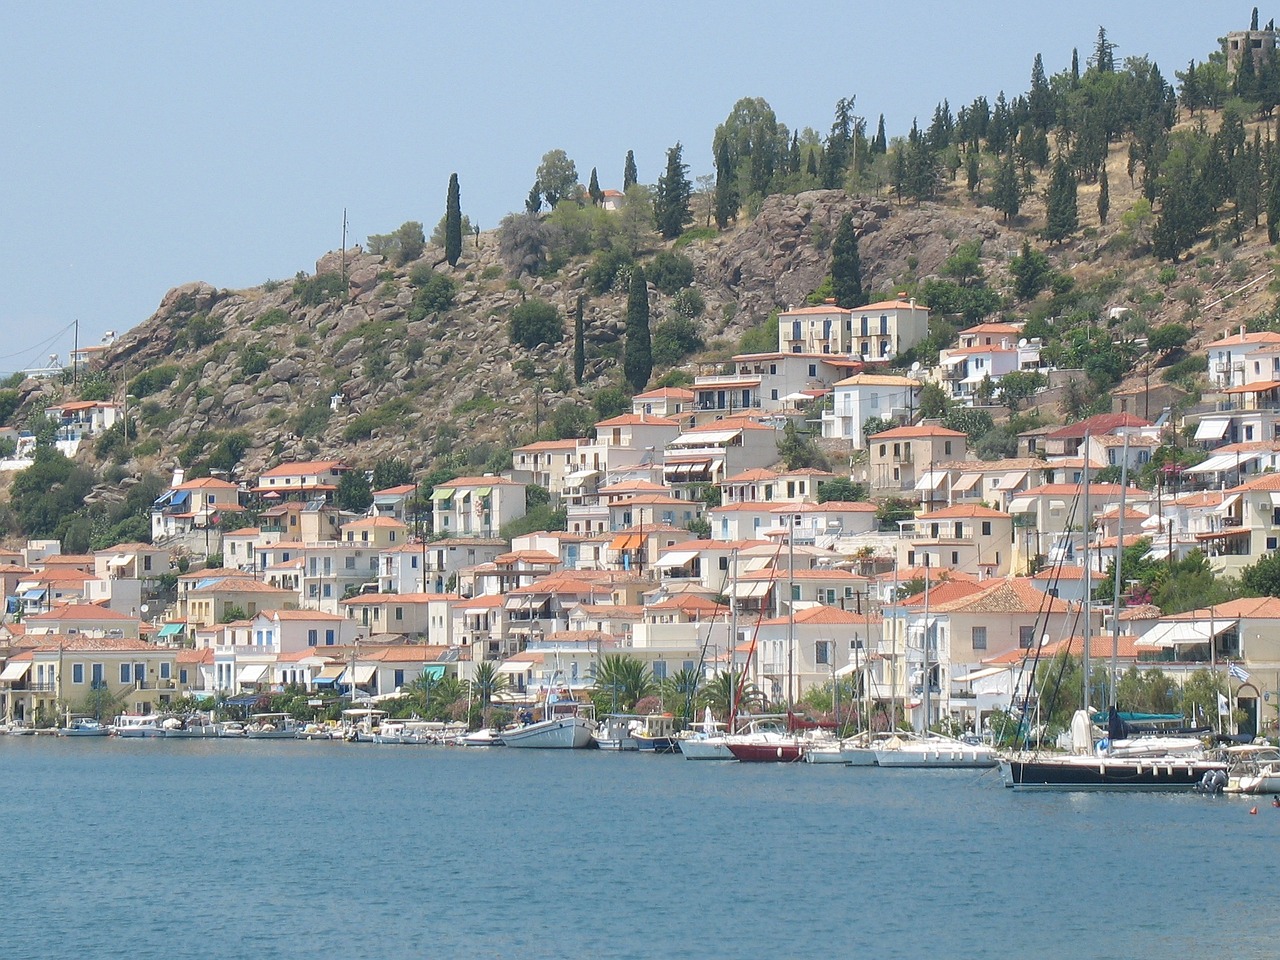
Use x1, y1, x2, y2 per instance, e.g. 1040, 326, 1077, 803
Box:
1218, 693, 1231, 716
1227, 662, 1251, 684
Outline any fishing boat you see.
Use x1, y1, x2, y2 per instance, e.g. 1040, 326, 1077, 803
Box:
502, 695, 595, 749
161, 715, 220, 738
461, 727, 504, 747
58, 717, 110, 737
633, 713, 680, 753
593, 714, 640, 751
245, 713, 301, 739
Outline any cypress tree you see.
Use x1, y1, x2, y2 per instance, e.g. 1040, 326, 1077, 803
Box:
654, 142, 693, 240
1097, 164, 1110, 225
830, 214, 865, 308
1268, 156, 1280, 243
992, 151, 1021, 222
873, 114, 887, 155
789, 132, 801, 175
1043, 156, 1079, 242
444, 172, 462, 267
807, 149, 820, 178
1029, 53, 1053, 131
573, 295, 586, 385
713, 137, 738, 229
588, 167, 603, 206
1071, 48, 1080, 87
624, 266, 651, 392
526, 181, 542, 214
1236, 39, 1258, 99
966, 151, 981, 195
623, 150, 638, 191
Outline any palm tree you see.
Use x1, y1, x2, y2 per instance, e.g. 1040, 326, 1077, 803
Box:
592, 654, 656, 713
473, 661, 508, 708
660, 668, 703, 720
700, 670, 765, 720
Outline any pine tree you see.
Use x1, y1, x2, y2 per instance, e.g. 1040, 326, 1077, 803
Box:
1043, 156, 1079, 242
588, 167, 603, 206
1236, 38, 1258, 99
713, 137, 738, 229
789, 132, 801, 176
829, 214, 865, 308
1029, 53, 1054, 130
1098, 164, 1110, 225
623, 150, 638, 191
526, 181, 542, 214
653, 142, 693, 240
573, 295, 586, 385
992, 151, 1021, 222
1268, 155, 1280, 242
624, 266, 651, 392
1091, 27, 1116, 73
444, 172, 462, 267
807, 149, 819, 178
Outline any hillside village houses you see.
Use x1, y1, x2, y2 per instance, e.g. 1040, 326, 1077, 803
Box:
10, 312, 1280, 739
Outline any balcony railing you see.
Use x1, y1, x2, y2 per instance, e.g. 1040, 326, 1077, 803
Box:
697, 399, 763, 411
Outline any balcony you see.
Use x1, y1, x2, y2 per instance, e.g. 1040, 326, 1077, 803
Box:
697, 398, 763, 411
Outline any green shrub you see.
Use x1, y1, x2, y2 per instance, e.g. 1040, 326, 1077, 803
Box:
0, 389, 20, 426
586, 249, 634, 294
669, 288, 706, 319
293, 404, 331, 438
240, 345, 272, 376
251, 308, 290, 331
648, 251, 694, 295
128, 365, 180, 399
674, 225, 717, 248
408, 273, 457, 319
292, 272, 346, 306
739, 313, 779, 354
509, 299, 563, 349
652, 316, 704, 366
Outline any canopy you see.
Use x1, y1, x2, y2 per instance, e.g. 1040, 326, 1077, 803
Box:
1213, 493, 1242, 515
727, 581, 772, 599
1192, 418, 1230, 441
993, 471, 1028, 490
1007, 497, 1034, 513
315, 664, 345, 681
497, 660, 533, 675
428, 489, 455, 501
671, 429, 740, 446
237, 663, 268, 684
420, 664, 446, 680
953, 473, 983, 492
953, 666, 1009, 683
0, 661, 32, 682
107, 555, 130, 569
655, 550, 699, 569
915, 470, 947, 491
224, 693, 264, 707
609, 534, 643, 551
156, 623, 186, 638
472, 487, 492, 498
1135, 618, 1238, 648
343, 664, 376, 684
1187, 452, 1262, 475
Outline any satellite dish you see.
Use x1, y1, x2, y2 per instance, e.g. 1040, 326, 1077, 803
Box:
1018, 338, 1028, 348
911, 361, 921, 372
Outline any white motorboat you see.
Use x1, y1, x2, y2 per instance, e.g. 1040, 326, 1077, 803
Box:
461, 727, 503, 747
502, 698, 594, 749
676, 713, 733, 760
114, 715, 164, 738
58, 717, 110, 737
593, 714, 639, 751
218, 721, 247, 738
803, 732, 879, 765
1223, 745, 1280, 794
872, 731, 999, 768
161, 716, 220, 738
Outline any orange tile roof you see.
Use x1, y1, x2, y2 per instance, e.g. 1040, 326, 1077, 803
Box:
916, 504, 1011, 520
761, 606, 881, 626
259, 460, 348, 477
927, 577, 1074, 615
594, 413, 680, 427
870, 425, 966, 439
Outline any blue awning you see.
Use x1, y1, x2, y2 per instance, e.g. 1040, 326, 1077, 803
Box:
313, 676, 338, 686
24, 589, 46, 600
224, 693, 266, 707
157, 624, 186, 638
421, 664, 446, 679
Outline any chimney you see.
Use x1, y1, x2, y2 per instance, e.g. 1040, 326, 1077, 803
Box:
172, 467, 185, 487
824, 297, 837, 305
1241, 324, 1247, 338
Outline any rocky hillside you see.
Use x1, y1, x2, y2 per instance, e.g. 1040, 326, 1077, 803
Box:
8, 127, 1280, 488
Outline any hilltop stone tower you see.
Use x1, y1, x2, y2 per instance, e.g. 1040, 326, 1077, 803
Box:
1226, 26, 1277, 73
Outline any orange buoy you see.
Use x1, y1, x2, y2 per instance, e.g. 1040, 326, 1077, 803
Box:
1250, 806, 1259, 815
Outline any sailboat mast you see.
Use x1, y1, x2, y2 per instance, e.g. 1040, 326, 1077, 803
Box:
922, 560, 931, 733
1108, 435, 1131, 709
1082, 435, 1091, 712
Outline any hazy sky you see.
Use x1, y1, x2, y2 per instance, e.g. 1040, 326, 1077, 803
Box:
0, 2, 1239, 367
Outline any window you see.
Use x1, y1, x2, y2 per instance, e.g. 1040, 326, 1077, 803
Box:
652, 660, 668, 680
345, 557, 356, 570
1019, 626, 1035, 649
180, 669, 188, 685
394, 669, 405, 687
808, 364, 817, 377
395, 607, 404, 621
160, 662, 171, 680
815, 640, 831, 665
972, 626, 987, 650
91, 663, 104, 686
411, 556, 418, 569
308, 629, 318, 647
134, 663, 146, 683
143, 555, 152, 572
951, 551, 959, 565
120, 663, 132, 684
944, 441, 952, 455
72, 663, 84, 684
322, 584, 332, 598
981, 521, 992, 536
325, 629, 336, 646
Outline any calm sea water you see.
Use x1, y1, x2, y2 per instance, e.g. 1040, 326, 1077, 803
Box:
1, 737, 1273, 960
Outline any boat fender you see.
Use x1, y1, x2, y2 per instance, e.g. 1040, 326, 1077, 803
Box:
1272, 797, 1279, 808
1250, 806, 1259, 815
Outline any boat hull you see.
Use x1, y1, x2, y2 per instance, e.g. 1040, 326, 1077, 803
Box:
678, 737, 734, 760
874, 748, 998, 768
634, 735, 679, 754
726, 741, 806, 763
502, 717, 594, 749
58, 727, 110, 737
1000, 757, 1226, 791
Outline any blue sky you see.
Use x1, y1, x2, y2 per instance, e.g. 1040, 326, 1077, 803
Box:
0, 2, 1239, 366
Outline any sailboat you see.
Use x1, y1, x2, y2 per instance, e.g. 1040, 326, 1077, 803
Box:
1000, 438, 1226, 790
